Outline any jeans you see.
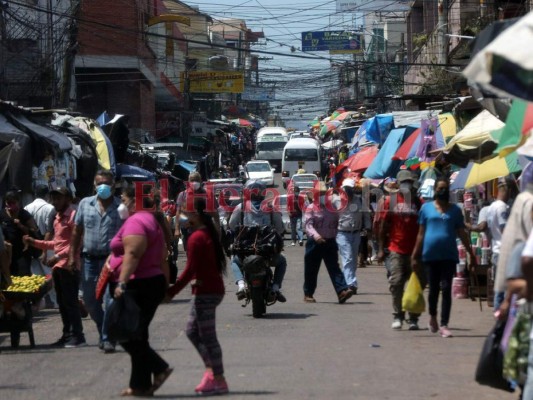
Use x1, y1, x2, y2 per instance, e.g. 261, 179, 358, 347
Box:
336, 231, 361, 287
304, 238, 349, 296
290, 216, 303, 242
388, 252, 426, 322
52, 268, 84, 338
81, 257, 112, 342
425, 260, 456, 327
231, 253, 287, 289
492, 252, 505, 310
113, 275, 169, 392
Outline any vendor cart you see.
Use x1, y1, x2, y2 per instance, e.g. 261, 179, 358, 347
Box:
0, 276, 53, 348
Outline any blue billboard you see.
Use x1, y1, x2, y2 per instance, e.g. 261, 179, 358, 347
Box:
301, 31, 362, 53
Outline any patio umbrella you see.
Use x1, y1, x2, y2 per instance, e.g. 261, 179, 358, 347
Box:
335, 145, 379, 174
493, 99, 533, 157
450, 151, 521, 190
334, 111, 358, 121
230, 118, 253, 127
308, 117, 320, 128
319, 120, 342, 137
463, 12, 533, 102
442, 110, 504, 167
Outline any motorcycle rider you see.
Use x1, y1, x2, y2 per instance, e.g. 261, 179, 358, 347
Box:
228, 180, 287, 303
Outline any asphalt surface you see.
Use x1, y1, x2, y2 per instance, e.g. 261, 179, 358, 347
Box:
0, 178, 520, 399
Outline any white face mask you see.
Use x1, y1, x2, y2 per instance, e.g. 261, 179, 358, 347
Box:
190, 181, 201, 191
117, 203, 129, 220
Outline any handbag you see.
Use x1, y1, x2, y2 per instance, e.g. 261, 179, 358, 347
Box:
475, 319, 514, 392
402, 272, 425, 314
95, 261, 111, 301
105, 290, 141, 343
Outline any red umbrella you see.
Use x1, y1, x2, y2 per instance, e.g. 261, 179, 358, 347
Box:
392, 128, 421, 160
335, 145, 379, 174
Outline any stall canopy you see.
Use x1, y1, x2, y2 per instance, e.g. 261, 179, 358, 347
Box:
441, 110, 504, 167
337, 145, 379, 174
0, 113, 32, 192
116, 163, 156, 181
364, 126, 419, 179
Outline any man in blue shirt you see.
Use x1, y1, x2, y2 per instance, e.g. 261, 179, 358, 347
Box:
68, 170, 123, 352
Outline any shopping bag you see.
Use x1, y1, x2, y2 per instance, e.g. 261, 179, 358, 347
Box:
475, 319, 515, 392
402, 272, 425, 314
503, 310, 531, 385
105, 291, 141, 343
95, 261, 111, 301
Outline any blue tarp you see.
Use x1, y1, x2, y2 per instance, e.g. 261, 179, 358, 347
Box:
350, 114, 395, 148
177, 160, 196, 173
116, 163, 156, 181
364, 125, 419, 179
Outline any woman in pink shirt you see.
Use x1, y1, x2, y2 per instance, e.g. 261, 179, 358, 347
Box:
109, 186, 172, 397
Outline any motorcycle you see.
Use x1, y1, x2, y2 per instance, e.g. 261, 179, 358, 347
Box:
230, 225, 283, 318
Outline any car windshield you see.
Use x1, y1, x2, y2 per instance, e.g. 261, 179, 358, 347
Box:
256, 141, 286, 151
247, 163, 271, 172
284, 148, 318, 161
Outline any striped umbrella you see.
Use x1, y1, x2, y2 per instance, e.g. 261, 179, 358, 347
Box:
319, 120, 342, 136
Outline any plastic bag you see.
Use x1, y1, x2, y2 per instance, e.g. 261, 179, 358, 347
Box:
503, 309, 531, 385
402, 272, 425, 314
105, 291, 141, 343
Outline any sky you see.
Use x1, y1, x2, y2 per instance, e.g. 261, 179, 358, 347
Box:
182, 0, 360, 129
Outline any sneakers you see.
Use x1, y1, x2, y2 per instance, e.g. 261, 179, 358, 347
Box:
304, 295, 316, 303
439, 326, 453, 338
51, 334, 71, 347
291, 241, 296, 246
103, 341, 116, 353
428, 317, 439, 333
64, 335, 87, 348
298, 240, 304, 246
391, 319, 403, 330
338, 289, 353, 304
276, 291, 287, 303
195, 371, 213, 392
195, 375, 229, 395
408, 321, 419, 331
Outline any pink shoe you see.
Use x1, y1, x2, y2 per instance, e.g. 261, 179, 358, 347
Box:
195, 371, 213, 392
439, 326, 453, 338
195, 375, 229, 395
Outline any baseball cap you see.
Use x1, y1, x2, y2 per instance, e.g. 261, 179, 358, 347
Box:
49, 186, 72, 197
397, 170, 415, 183
341, 178, 356, 188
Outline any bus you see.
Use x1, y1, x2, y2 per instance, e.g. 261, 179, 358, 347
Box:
255, 135, 288, 171
281, 137, 321, 187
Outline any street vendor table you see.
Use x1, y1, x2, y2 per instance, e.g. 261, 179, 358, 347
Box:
0, 276, 53, 348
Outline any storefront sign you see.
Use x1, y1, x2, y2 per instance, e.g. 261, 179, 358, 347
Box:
301, 31, 362, 53
336, 0, 409, 12
180, 71, 244, 94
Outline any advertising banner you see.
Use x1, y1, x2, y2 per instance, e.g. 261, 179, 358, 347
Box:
336, 0, 410, 12
301, 31, 362, 53
180, 71, 244, 93
241, 87, 276, 101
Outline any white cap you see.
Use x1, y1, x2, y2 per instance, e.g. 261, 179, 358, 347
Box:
342, 178, 356, 188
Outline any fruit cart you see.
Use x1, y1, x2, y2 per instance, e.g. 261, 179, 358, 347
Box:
0, 275, 53, 348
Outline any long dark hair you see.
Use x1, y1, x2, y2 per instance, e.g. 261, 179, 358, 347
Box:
193, 196, 227, 275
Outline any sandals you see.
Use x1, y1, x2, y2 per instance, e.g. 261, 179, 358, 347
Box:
120, 388, 153, 397
151, 367, 174, 394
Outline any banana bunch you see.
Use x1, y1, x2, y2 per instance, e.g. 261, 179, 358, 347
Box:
6, 275, 47, 293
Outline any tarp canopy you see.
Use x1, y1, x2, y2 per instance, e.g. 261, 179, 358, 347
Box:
442, 110, 504, 167
364, 126, 419, 179
116, 163, 156, 181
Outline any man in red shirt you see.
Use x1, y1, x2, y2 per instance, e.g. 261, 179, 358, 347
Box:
377, 170, 424, 330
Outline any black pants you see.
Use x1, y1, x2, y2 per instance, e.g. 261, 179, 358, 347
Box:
114, 275, 169, 391
425, 260, 455, 327
52, 268, 84, 337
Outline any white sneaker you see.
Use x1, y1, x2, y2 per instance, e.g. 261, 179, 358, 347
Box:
391, 319, 402, 330
291, 242, 296, 246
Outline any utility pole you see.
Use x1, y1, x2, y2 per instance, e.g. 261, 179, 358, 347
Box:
437, 0, 448, 65
48, 0, 57, 107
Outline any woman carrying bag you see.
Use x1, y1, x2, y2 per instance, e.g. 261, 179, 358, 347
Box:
109, 186, 172, 397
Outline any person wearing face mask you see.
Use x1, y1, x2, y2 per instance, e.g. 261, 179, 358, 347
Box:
0, 189, 39, 276
333, 178, 371, 295
23, 187, 86, 348
68, 169, 124, 353
303, 181, 353, 304
376, 170, 425, 330
228, 180, 287, 303
411, 178, 477, 338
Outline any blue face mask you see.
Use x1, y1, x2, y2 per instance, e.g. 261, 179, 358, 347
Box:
96, 184, 112, 200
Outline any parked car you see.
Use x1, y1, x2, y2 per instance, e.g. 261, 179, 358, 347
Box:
245, 160, 275, 186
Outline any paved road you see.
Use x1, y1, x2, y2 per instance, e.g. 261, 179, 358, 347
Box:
0, 243, 518, 400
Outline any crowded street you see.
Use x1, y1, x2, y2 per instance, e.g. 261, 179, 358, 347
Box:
0, 176, 515, 400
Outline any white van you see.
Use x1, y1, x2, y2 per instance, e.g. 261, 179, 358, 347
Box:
281, 138, 321, 187
256, 126, 288, 139
255, 135, 288, 171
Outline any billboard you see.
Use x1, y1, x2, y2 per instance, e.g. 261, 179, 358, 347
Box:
336, 0, 410, 12
241, 87, 275, 101
180, 71, 244, 94
301, 31, 362, 53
